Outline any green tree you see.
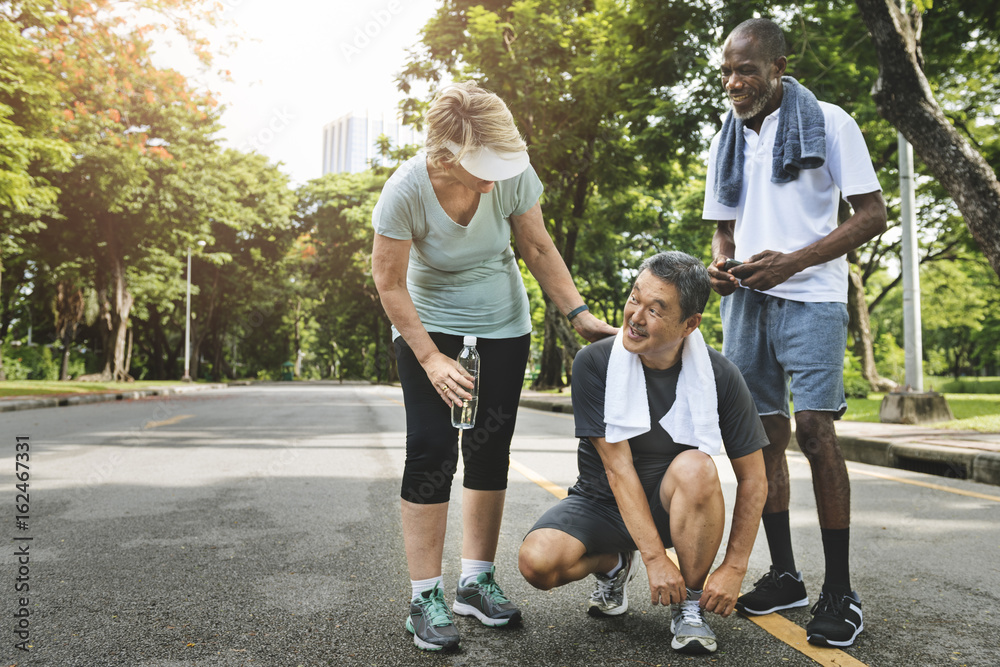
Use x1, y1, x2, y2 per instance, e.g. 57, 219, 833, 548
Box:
0, 10, 73, 379
17, 0, 225, 380
400, 0, 722, 387
294, 171, 390, 382
855, 0, 1000, 277
187, 149, 297, 381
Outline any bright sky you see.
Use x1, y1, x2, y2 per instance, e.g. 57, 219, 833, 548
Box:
151, 0, 441, 186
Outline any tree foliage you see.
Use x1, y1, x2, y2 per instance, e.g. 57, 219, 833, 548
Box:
3, 0, 998, 386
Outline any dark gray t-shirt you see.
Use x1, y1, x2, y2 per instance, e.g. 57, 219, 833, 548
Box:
570, 335, 768, 503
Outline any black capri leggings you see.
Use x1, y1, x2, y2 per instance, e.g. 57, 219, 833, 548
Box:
395, 332, 531, 504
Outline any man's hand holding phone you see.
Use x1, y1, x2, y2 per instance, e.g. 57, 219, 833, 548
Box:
709, 256, 741, 296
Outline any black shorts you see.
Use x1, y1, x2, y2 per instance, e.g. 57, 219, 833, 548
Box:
526, 484, 672, 554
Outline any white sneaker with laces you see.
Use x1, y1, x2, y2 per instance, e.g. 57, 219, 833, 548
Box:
586, 550, 639, 617
670, 598, 717, 654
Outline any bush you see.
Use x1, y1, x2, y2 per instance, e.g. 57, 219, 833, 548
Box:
873, 332, 906, 385
1, 344, 60, 380
843, 352, 872, 399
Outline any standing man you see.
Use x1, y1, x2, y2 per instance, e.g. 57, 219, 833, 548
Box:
519, 252, 769, 655
703, 18, 887, 648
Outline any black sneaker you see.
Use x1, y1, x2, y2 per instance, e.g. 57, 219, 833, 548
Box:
807, 589, 864, 647
405, 584, 460, 651
453, 566, 522, 627
735, 566, 809, 615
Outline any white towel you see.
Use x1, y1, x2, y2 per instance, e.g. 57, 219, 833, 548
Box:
603, 327, 722, 455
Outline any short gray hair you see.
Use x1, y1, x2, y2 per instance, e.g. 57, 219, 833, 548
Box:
637, 251, 711, 321
729, 18, 786, 63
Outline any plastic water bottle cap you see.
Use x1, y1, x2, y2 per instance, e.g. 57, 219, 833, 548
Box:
463, 336, 477, 346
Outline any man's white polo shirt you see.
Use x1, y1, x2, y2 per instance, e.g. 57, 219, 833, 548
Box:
703, 102, 882, 303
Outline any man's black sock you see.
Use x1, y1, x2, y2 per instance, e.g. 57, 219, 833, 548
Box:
762, 510, 797, 574
821, 527, 852, 594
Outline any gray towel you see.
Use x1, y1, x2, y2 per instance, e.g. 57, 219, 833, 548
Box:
713, 77, 826, 208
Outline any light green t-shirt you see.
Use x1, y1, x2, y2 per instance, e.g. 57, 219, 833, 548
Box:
372, 152, 544, 340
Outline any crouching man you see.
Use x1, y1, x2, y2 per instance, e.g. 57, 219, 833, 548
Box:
518, 251, 769, 654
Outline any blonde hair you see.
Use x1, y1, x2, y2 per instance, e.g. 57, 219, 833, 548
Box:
425, 81, 526, 169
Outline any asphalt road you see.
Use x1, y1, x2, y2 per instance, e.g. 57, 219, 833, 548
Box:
1, 384, 998, 666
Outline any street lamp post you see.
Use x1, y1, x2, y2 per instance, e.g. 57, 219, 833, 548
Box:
878, 134, 952, 424
182, 247, 192, 381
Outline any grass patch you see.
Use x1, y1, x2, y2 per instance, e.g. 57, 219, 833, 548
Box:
844, 396, 883, 422
0, 380, 191, 398
844, 393, 1000, 432
923, 376, 1000, 393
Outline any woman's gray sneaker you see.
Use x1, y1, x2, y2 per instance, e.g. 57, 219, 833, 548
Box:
406, 584, 460, 651
453, 566, 522, 627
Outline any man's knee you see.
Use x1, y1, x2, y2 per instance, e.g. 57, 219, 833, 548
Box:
794, 410, 839, 461
665, 451, 722, 506
517, 528, 579, 591
518, 532, 560, 591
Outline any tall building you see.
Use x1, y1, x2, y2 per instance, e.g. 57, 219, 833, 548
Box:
322, 110, 424, 175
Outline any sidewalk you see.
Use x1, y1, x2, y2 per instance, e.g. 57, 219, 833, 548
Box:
519, 390, 1000, 487
0, 382, 229, 412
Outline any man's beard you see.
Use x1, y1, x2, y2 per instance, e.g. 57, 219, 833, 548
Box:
733, 76, 779, 120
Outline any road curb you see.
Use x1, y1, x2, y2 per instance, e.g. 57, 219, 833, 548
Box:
785, 434, 1000, 487
519, 397, 574, 413
519, 395, 1000, 487
0, 383, 230, 413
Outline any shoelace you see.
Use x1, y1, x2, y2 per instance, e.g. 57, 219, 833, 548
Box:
591, 574, 618, 603
477, 575, 511, 604
811, 592, 845, 617
678, 599, 705, 627
755, 567, 786, 591
417, 590, 454, 627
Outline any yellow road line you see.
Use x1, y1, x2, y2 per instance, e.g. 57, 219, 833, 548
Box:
745, 613, 868, 667
143, 414, 194, 430
847, 465, 1000, 503
509, 457, 567, 499
510, 456, 867, 667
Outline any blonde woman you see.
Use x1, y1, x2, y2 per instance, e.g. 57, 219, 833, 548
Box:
372, 81, 616, 651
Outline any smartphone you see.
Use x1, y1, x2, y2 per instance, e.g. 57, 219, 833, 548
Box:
723, 259, 743, 272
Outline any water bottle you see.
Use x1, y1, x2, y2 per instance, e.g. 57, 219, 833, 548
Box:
451, 336, 480, 429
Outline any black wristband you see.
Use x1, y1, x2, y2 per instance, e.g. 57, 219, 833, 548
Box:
566, 304, 589, 321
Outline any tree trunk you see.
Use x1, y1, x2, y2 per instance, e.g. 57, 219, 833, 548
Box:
93, 218, 134, 382
95, 287, 113, 380
60, 322, 77, 381
555, 306, 582, 387
293, 298, 302, 378
847, 259, 896, 392
533, 297, 566, 390
189, 263, 221, 381
855, 0, 1000, 277
124, 326, 133, 379
56, 282, 86, 381
145, 306, 168, 380
108, 259, 134, 382
190, 318, 201, 380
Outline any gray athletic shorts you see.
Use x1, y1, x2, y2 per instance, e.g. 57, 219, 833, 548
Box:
721, 288, 848, 419
525, 485, 672, 554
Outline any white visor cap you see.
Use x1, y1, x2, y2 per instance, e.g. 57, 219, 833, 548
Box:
444, 140, 530, 182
